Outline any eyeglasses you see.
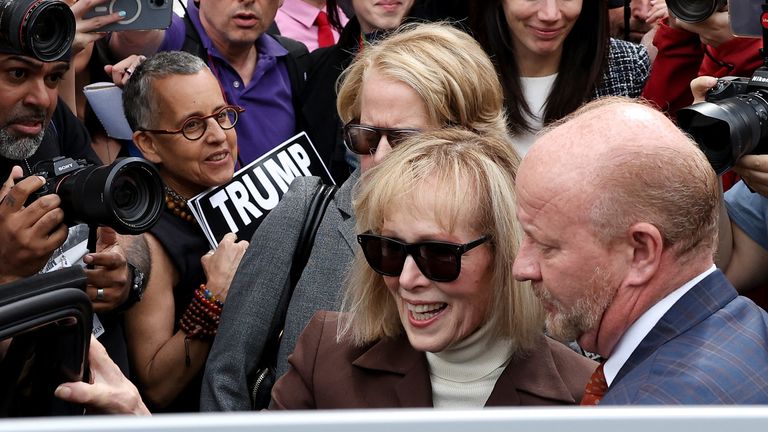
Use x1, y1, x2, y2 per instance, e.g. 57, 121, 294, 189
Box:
139, 105, 245, 141
343, 122, 420, 155
356, 232, 489, 282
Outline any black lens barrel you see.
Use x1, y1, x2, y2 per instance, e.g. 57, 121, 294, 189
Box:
667, 0, 726, 23
0, 0, 76, 62
55, 158, 164, 234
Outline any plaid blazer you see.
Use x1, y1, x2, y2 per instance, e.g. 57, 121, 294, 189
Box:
602, 270, 768, 404
594, 38, 650, 99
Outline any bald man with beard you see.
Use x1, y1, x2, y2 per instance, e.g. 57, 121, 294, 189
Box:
512, 97, 768, 404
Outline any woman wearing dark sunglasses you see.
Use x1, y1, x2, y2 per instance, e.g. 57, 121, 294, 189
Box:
271, 129, 596, 408
201, 23, 519, 410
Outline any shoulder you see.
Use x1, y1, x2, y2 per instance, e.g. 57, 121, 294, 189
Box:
51, 101, 99, 164
595, 39, 650, 98
609, 300, 768, 404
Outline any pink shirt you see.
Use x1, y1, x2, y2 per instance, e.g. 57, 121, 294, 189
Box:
275, 0, 349, 52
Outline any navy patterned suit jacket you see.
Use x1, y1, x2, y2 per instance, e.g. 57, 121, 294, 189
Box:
602, 270, 768, 404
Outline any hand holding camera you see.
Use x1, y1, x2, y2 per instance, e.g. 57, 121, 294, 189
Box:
0, 168, 68, 284
67, 0, 126, 55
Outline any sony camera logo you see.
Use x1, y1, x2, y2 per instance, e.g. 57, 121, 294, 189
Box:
56, 163, 75, 173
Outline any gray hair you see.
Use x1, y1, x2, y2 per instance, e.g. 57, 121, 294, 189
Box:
122, 51, 208, 131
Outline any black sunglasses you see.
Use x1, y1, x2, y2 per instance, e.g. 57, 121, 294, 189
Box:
357, 232, 489, 282
343, 122, 420, 155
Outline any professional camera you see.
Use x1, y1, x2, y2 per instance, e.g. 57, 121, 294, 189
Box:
25, 156, 164, 234
83, 0, 173, 32
677, 70, 768, 175
0, 0, 75, 62
667, 0, 726, 23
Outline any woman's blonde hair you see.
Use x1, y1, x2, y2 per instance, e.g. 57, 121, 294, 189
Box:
340, 128, 543, 354
336, 22, 509, 140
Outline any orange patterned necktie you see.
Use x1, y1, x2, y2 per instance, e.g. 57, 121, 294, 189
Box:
580, 363, 608, 405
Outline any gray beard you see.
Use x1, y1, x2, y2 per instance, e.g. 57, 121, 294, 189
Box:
0, 127, 45, 160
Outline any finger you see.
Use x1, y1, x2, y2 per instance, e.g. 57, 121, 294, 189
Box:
96, 226, 119, 250
84, 250, 126, 269
28, 204, 66, 234
79, 11, 126, 32
734, 154, 767, 172
54, 382, 104, 406
69, 0, 111, 17
0, 166, 23, 201
690, 76, 718, 103
1, 176, 45, 212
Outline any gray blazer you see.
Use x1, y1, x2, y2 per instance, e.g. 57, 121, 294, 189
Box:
200, 172, 358, 411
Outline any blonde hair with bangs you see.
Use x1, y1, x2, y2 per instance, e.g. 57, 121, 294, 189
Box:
336, 22, 509, 140
340, 129, 544, 354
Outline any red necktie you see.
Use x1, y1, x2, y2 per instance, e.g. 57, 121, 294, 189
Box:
315, 10, 334, 48
580, 363, 608, 405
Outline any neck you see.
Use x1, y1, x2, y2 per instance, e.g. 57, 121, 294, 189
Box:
589, 253, 714, 358
199, 16, 259, 83
516, 47, 562, 77
303, 0, 326, 8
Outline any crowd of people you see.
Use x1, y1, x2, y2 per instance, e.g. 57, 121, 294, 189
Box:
2, 0, 768, 417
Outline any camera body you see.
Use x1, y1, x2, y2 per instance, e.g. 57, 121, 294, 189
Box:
0, 0, 75, 61
24, 156, 164, 234
83, 0, 172, 32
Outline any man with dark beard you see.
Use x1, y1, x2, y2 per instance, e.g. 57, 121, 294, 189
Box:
0, 31, 144, 375
512, 97, 768, 405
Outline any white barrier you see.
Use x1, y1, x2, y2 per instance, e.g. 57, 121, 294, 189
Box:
2, 406, 768, 432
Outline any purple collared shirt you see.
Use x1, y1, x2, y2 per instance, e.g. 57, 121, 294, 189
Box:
275, 0, 348, 52
160, 4, 296, 165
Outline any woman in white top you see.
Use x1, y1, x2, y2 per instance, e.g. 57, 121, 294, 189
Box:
470, 0, 650, 155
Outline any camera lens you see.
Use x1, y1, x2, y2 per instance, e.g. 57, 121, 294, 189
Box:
678, 93, 768, 174
667, 0, 726, 23
0, 0, 76, 62
56, 158, 164, 234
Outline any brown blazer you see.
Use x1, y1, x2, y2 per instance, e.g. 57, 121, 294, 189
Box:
270, 311, 597, 409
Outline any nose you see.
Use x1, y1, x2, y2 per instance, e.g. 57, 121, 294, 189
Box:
23, 78, 53, 111
512, 238, 542, 282
538, 0, 562, 22
631, 0, 652, 21
372, 134, 393, 166
203, 116, 228, 144
398, 255, 430, 290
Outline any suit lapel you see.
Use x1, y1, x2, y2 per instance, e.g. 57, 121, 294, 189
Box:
353, 334, 433, 407
336, 171, 358, 253
486, 336, 577, 406
612, 270, 738, 386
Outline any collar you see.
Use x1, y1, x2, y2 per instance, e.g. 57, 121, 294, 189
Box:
353, 332, 579, 405
603, 265, 717, 386
279, 0, 325, 28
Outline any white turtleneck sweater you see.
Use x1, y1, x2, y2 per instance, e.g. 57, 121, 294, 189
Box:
426, 323, 514, 408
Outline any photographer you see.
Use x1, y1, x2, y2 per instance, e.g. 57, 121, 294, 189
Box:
642, 3, 763, 117
0, 1, 147, 373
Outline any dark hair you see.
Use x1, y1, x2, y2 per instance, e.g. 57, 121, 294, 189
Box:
469, 0, 609, 135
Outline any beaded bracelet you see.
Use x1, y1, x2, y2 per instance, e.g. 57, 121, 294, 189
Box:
180, 284, 224, 365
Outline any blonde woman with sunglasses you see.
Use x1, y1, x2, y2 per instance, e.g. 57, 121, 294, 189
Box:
202, 23, 592, 410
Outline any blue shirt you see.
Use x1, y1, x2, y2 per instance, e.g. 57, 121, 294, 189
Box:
725, 180, 768, 251
159, 4, 296, 165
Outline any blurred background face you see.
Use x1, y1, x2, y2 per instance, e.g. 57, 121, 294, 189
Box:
199, 0, 281, 49
357, 69, 432, 172
502, 0, 582, 70
382, 181, 494, 353
353, 0, 415, 33
143, 70, 238, 198
609, 0, 653, 42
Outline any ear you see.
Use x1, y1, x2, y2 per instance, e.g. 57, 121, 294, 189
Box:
623, 222, 663, 287
133, 131, 162, 164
